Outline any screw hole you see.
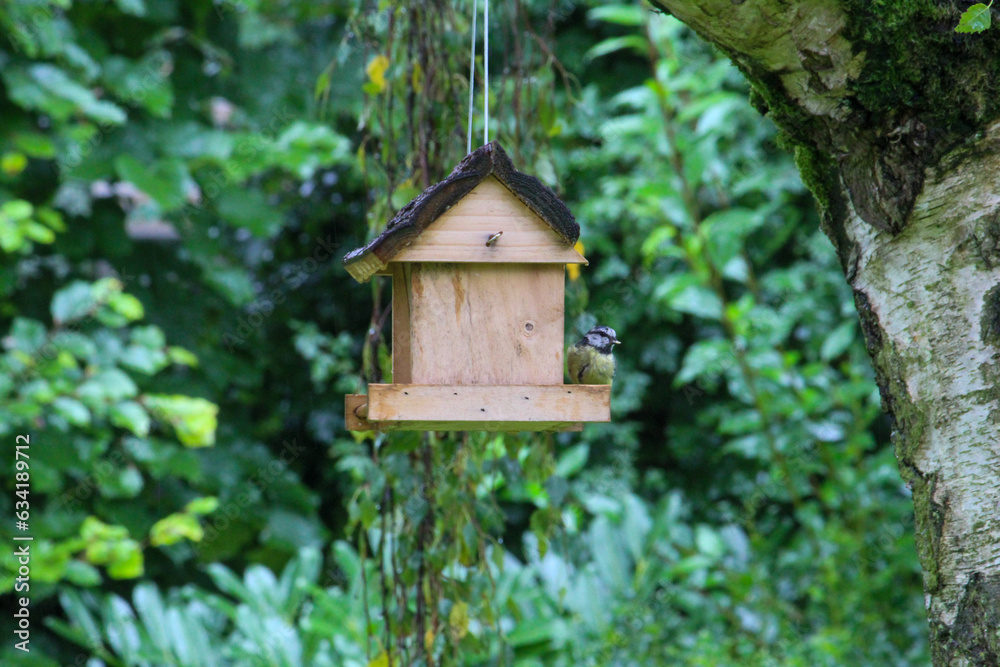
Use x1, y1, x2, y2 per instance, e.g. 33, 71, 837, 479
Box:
403, 391, 408, 395
480, 408, 486, 412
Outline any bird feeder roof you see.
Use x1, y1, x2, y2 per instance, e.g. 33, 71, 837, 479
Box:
343, 141, 580, 283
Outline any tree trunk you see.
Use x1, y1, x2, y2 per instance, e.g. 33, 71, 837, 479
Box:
648, 1, 1000, 664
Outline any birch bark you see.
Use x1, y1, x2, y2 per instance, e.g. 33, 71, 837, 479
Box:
648, 1, 1000, 663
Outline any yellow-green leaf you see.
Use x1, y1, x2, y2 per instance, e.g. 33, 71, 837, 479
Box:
366, 55, 390, 93
107, 292, 145, 321
145, 395, 219, 447
449, 600, 470, 641
1, 152, 28, 176
106, 539, 144, 579
185, 496, 219, 515
150, 513, 204, 546
167, 346, 199, 367
81, 517, 129, 541
567, 241, 585, 281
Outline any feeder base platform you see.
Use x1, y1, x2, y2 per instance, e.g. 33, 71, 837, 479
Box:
346, 384, 610, 432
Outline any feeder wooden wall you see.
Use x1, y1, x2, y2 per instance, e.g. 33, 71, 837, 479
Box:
346, 176, 610, 432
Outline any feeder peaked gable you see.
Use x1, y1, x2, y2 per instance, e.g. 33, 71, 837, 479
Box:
343, 141, 584, 282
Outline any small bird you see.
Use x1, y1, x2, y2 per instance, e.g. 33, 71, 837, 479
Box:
567, 325, 621, 385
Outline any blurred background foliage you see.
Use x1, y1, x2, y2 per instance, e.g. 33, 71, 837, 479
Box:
0, 0, 928, 665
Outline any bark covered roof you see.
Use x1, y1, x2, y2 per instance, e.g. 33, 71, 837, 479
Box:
343, 141, 579, 282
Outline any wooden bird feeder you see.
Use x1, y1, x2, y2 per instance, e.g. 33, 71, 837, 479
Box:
343, 142, 611, 432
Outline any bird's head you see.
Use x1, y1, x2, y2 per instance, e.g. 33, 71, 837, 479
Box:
582, 325, 621, 355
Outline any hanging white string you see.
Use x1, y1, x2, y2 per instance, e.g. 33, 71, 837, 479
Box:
466, 0, 478, 154
466, 0, 490, 153
483, 0, 489, 147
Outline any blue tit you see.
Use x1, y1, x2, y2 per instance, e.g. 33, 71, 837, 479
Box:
566, 325, 621, 385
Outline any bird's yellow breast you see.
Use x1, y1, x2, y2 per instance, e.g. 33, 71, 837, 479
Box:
566, 344, 616, 384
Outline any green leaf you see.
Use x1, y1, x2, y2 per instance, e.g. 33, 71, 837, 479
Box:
555, 444, 589, 477
14, 132, 57, 159
36, 206, 67, 231
821, 320, 857, 361
99, 465, 144, 498
150, 513, 204, 546
588, 4, 647, 26
206, 563, 251, 603
58, 591, 104, 648
22, 221, 56, 243
0, 220, 24, 252
216, 188, 283, 238
585, 35, 648, 61
2, 200, 33, 220
238, 12, 295, 49
3, 64, 127, 124
51, 281, 96, 324
198, 264, 257, 308
956, 3, 993, 33
64, 560, 102, 587
1, 151, 27, 175
107, 292, 145, 321
675, 339, 734, 386
106, 539, 144, 579
110, 401, 151, 437
131, 325, 166, 348
185, 497, 219, 515
357, 496, 378, 529
114, 0, 147, 18
703, 208, 766, 269
52, 396, 91, 427
449, 600, 470, 641
119, 344, 168, 374
390, 180, 422, 210
81, 517, 130, 541
114, 155, 189, 211
167, 346, 199, 367
315, 65, 332, 99
695, 525, 725, 559
78, 369, 139, 404
145, 394, 219, 447
271, 121, 350, 179
7, 318, 46, 351
669, 284, 723, 320
133, 584, 170, 653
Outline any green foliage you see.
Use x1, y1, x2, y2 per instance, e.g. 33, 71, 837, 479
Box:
0, 0, 929, 666
0, 199, 64, 253
0, 281, 217, 590
47, 547, 372, 667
